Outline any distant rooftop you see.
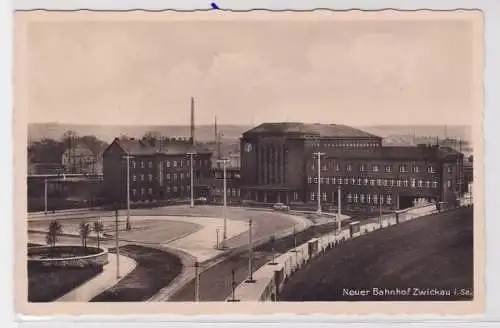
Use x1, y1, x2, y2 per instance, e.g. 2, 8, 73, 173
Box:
321, 145, 463, 161
243, 122, 381, 139
110, 137, 213, 156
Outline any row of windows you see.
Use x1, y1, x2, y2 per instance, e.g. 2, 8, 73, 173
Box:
310, 192, 393, 205
313, 163, 438, 174
132, 172, 191, 182
312, 142, 381, 149
132, 184, 192, 196
131, 159, 209, 169
213, 188, 241, 197
307, 176, 441, 188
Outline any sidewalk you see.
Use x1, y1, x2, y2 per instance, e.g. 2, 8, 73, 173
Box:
56, 253, 137, 302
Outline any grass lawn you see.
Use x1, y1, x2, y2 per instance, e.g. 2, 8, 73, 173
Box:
90, 245, 182, 302
279, 206, 474, 301
28, 264, 103, 302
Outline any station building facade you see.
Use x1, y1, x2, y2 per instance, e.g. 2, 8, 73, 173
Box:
240, 123, 464, 212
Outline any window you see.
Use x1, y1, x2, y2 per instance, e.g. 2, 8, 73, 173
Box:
148, 188, 152, 194
338, 178, 343, 185
360, 194, 365, 203
364, 178, 369, 185
140, 174, 145, 181
377, 179, 382, 186
389, 179, 395, 187
167, 186, 171, 192
141, 188, 145, 196
335, 164, 340, 172
396, 180, 402, 187
347, 193, 352, 203
383, 179, 388, 186
372, 164, 380, 173
187, 172, 190, 178
148, 174, 153, 181
167, 173, 171, 180
373, 194, 378, 204
173, 186, 178, 192
432, 181, 438, 188
385, 165, 392, 173
180, 172, 184, 180
332, 177, 337, 184
412, 166, 420, 173
359, 164, 366, 172
322, 164, 327, 172
314, 177, 318, 184
411, 179, 416, 188
344, 178, 349, 185
447, 180, 452, 189
351, 178, 356, 185
132, 161, 137, 169
181, 185, 184, 191
148, 161, 153, 168
357, 178, 362, 185
167, 161, 171, 168
425, 180, 431, 188
232, 189, 237, 197
403, 179, 409, 188
293, 192, 299, 201
173, 173, 177, 180
366, 194, 371, 203
310, 193, 315, 201
308, 177, 313, 184
386, 195, 392, 205
418, 180, 423, 188
322, 192, 327, 201
427, 165, 435, 174
173, 161, 178, 167
399, 165, 408, 173
325, 177, 330, 184
132, 189, 137, 196
346, 164, 352, 172
133, 175, 137, 182
140, 161, 145, 168
370, 179, 375, 186
447, 165, 453, 174
180, 160, 184, 168
353, 194, 359, 203
237, 189, 241, 197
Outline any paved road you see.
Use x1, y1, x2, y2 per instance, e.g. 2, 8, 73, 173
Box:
279, 207, 474, 302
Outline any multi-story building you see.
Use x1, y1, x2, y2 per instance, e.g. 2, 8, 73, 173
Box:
102, 137, 213, 205
240, 122, 464, 212
62, 144, 103, 175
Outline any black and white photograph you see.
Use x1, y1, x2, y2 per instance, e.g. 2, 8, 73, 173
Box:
14, 9, 484, 315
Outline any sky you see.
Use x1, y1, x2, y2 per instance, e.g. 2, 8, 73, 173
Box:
22, 13, 478, 126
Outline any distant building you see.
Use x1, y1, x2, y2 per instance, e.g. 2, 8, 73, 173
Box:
102, 137, 213, 205
240, 122, 464, 212
61, 145, 102, 175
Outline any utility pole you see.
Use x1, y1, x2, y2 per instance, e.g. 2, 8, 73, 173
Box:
313, 152, 326, 215
246, 219, 255, 283
44, 178, 48, 215
115, 209, 121, 279
231, 269, 237, 301
337, 186, 342, 234
216, 228, 220, 249
194, 261, 200, 302
217, 158, 230, 248
188, 152, 196, 208
122, 155, 133, 231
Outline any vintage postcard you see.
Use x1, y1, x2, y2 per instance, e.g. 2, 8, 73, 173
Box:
14, 9, 484, 316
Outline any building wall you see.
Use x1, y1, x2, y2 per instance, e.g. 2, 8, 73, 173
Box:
102, 142, 126, 204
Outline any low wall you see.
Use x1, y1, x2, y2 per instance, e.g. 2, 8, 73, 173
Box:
28, 246, 109, 268
227, 203, 438, 302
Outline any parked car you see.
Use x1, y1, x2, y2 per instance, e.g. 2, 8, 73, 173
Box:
272, 203, 290, 211
195, 197, 208, 205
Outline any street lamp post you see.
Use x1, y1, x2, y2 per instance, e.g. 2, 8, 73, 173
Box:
246, 219, 255, 283
115, 209, 121, 279
187, 152, 196, 208
217, 158, 230, 248
194, 261, 200, 302
44, 178, 48, 215
313, 152, 326, 215
122, 155, 134, 231
337, 186, 342, 235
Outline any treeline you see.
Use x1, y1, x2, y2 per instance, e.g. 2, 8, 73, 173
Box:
28, 130, 109, 164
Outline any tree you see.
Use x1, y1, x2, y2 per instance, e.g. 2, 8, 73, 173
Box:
93, 220, 104, 249
45, 220, 63, 255
142, 131, 162, 146
79, 222, 91, 253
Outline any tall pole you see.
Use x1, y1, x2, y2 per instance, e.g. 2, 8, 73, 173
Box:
216, 228, 220, 249
337, 186, 342, 234
188, 152, 196, 208
44, 178, 48, 215
231, 269, 236, 301
115, 210, 121, 279
125, 155, 131, 231
247, 219, 255, 282
194, 261, 200, 302
313, 152, 325, 215
217, 158, 230, 247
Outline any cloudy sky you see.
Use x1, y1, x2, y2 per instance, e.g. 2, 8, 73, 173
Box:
23, 12, 478, 126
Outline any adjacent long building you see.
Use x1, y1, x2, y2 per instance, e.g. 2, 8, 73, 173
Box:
240, 122, 464, 212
